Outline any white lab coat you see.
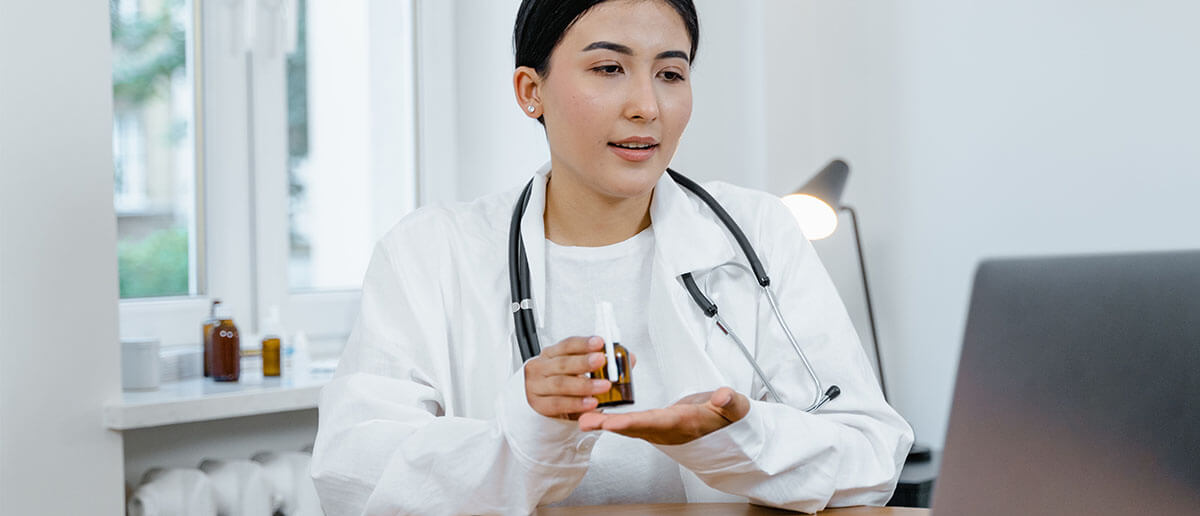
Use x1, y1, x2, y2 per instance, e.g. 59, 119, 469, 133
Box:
311, 164, 914, 515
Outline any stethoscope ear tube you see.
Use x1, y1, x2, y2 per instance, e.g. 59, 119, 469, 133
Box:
667, 169, 769, 288
510, 179, 540, 362
680, 273, 717, 317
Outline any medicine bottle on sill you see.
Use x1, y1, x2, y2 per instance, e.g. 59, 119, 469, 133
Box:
261, 306, 283, 377
210, 305, 240, 382
202, 299, 221, 377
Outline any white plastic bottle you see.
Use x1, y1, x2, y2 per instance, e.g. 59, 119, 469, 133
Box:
291, 330, 312, 378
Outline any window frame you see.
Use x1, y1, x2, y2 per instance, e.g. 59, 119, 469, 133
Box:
119, 0, 420, 356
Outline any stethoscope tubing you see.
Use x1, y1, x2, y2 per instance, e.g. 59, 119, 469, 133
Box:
510, 169, 839, 412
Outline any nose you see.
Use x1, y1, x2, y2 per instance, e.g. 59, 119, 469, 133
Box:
623, 74, 660, 122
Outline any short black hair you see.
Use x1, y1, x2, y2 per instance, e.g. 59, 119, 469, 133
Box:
513, 0, 700, 123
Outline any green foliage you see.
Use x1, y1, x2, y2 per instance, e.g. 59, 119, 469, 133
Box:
287, 0, 310, 248
111, 0, 187, 107
287, 0, 310, 160
119, 227, 189, 298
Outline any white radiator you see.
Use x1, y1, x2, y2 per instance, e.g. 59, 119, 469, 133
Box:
128, 449, 322, 516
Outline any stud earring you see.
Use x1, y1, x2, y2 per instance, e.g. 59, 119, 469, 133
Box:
527, 105, 535, 113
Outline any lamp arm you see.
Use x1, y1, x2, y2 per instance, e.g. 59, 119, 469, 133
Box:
839, 205, 888, 401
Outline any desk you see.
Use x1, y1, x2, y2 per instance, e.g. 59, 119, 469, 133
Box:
536, 504, 928, 515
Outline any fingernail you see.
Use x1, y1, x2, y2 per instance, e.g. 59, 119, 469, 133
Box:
592, 380, 610, 392
589, 353, 605, 367
589, 336, 603, 347
582, 397, 597, 407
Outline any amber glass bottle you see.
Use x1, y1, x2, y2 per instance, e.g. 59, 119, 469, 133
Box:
260, 305, 283, 377
262, 337, 281, 377
590, 302, 634, 407
210, 305, 240, 382
589, 341, 633, 407
202, 299, 221, 377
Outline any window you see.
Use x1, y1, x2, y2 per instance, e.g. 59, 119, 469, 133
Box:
114, 0, 417, 354
286, 0, 415, 291
111, 0, 198, 299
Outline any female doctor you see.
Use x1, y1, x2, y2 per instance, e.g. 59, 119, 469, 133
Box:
311, 0, 913, 514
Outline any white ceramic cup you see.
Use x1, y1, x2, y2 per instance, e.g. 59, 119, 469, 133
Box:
122, 337, 161, 391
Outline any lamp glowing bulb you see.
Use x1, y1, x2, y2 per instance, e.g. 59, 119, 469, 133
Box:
781, 193, 838, 240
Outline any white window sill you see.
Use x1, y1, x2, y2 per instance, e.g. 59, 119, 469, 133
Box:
104, 362, 336, 430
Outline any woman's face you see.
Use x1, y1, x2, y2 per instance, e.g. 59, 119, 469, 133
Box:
537, 0, 693, 200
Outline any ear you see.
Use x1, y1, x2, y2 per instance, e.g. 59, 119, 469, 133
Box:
513, 66, 543, 119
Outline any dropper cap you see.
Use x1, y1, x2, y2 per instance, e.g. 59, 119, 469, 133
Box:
594, 301, 620, 380
214, 304, 234, 321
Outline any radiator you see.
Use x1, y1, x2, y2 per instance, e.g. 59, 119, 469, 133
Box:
127, 449, 322, 516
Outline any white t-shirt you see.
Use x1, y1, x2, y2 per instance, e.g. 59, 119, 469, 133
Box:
542, 226, 688, 506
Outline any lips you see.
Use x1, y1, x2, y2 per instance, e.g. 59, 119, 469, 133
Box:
608, 137, 659, 162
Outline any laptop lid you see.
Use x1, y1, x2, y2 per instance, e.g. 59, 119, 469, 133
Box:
932, 251, 1200, 515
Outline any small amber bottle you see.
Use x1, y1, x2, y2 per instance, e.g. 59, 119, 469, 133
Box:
262, 336, 281, 377
202, 299, 221, 377
590, 302, 634, 407
210, 305, 240, 382
590, 341, 633, 407
260, 306, 283, 377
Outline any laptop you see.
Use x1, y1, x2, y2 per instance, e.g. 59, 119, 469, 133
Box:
932, 250, 1200, 515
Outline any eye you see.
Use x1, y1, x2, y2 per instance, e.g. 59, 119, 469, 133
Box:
660, 70, 686, 82
591, 64, 623, 76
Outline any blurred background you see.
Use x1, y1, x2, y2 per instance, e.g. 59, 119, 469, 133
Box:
2, 0, 1199, 513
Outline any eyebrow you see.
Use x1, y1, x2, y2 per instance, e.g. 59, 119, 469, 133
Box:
581, 41, 690, 62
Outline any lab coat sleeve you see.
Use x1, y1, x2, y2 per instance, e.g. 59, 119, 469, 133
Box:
311, 233, 594, 516
653, 196, 914, 513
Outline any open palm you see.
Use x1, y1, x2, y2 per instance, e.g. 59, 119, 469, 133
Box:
577, 387, 750, 445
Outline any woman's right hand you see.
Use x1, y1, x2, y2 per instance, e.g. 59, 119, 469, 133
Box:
524, 336, 613, 420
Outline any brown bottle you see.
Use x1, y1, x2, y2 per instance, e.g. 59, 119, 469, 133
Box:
210, 305, 240, 382
590, 341, 633, 407
589, 301, 634, 407
262, 337, 281, 377
260, 305, 283, 377
202, 299, 221, 377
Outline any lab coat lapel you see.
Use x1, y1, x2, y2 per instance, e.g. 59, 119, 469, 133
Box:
647, 175, 758, 504
649, 172, 736, 280
518, 163, 551, 341
646, 172, 741, 400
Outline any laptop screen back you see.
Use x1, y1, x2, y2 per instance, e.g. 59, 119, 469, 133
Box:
933, 251, 1200, 515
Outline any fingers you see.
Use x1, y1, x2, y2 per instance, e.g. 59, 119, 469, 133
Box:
599, 407, 681, 432
542, 351, 606, 377
532, 395, 600, 416
524, 336, 612, 419
532, 336, 606, 376
577, 411, 608, 432
527, 375, 611, 397
577, 388, 751, 444
540, 336, 603, 358
709, 387, 750, 423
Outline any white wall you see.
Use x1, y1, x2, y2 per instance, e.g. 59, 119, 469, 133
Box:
763, 0, 1200, 446
419, 0, 778, 203
0, 0, 125, 513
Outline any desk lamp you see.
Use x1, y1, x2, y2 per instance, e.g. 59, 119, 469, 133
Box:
782, 159, 932, 463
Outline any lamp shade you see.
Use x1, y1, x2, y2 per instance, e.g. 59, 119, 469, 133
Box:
782, 159, 849, 240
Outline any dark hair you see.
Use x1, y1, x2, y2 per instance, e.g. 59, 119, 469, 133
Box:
513, 0, 700, 123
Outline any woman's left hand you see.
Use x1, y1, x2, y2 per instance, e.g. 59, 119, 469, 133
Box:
576, 387, 750, 445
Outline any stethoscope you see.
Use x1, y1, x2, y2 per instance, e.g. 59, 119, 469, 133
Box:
509, 169, 841, 412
